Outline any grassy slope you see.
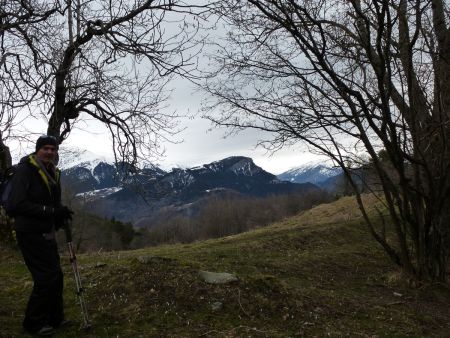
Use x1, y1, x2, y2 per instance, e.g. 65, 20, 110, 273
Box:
1, 195, 449, 337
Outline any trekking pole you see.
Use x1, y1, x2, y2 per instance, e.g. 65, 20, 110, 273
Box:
63, 219, 92, 330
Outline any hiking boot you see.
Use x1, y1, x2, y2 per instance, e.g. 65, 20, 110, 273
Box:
36, 325, 55, 336
54, 319, 72, 328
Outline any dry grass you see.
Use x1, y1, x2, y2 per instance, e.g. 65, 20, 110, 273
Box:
1, 194, 449, 337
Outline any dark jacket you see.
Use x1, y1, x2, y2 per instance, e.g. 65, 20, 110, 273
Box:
7, 154, 61, 233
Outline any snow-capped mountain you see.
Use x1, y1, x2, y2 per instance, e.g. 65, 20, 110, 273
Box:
277, 161, 342, 184
62, 155, 320, 224
57, 148, 113, 170
61, 148, 165, 197
148, 156, 289, 200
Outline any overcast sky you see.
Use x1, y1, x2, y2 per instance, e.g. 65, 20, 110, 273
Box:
13, 80, 321, 175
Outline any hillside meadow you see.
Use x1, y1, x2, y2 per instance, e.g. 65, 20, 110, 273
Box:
0, 195, 449, 337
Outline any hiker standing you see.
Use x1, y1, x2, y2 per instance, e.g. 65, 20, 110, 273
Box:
7, 135, 73, 336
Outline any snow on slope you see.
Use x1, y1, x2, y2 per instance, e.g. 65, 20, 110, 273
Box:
75, 187, 123, 201
277, 160, 342, 184
58, 148, 113, 170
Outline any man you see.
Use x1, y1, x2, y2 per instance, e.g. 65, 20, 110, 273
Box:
7, 135, 73, 336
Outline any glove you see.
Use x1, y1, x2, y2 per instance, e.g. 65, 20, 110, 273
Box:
55, 216, 70, 231
54, 206, 74, 221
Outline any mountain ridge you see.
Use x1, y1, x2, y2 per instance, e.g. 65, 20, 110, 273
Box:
62, 155, 320, 224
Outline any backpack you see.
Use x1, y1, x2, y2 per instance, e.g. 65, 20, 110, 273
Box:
0, 165, 17, 211
0, 165, 17, 243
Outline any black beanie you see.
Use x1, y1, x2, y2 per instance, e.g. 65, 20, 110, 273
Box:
35, 135, 58, 152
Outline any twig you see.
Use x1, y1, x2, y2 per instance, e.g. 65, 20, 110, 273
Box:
387, 301, 405, 306
238, 288, 251, 317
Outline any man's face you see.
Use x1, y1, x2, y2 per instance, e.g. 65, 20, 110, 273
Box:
36, 145, 57, 165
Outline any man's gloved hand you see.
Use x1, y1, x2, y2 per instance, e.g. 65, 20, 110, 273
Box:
54, 206, 74, 221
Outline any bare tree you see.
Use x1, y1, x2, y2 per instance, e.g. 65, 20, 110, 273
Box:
1, 0, 59, 68
1, 0, 212, 165
1, 1, 60, 160
203, 0, 450, 282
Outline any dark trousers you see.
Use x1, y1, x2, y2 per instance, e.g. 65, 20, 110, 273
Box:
16, 232, 64, 331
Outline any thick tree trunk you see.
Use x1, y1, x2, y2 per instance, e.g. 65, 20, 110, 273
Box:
425, 205, 450, 281
48, 72, 66, 140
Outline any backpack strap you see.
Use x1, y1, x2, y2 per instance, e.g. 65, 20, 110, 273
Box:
28, 154, 60, 194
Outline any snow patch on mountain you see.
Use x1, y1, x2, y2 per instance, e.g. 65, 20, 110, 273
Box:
73, 168, 93, 182
203, 162, 222, 172
229, 158, 261, 176
75, 186, 122, 201
58, 148, 113, 170
205, 187, 228, 193
162, 169, 195, 188
277, 160, 342, 184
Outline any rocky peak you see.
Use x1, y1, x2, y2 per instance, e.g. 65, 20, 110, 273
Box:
203, 156, 267, 177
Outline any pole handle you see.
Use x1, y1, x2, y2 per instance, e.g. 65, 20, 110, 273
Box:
63, 218, 73, 243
